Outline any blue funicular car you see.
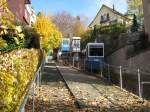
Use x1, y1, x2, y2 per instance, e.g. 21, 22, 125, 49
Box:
85, 43, 104, 71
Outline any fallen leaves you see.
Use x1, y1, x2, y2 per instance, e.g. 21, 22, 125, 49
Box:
25, 83, 79, 112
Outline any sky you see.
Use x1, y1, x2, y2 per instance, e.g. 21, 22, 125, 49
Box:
32, 0, 128, 23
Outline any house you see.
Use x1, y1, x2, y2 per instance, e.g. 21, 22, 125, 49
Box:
143, 0, 150, 41
89, 4, 131, 28
0, 0, 36, 26
25, 4, 36, 26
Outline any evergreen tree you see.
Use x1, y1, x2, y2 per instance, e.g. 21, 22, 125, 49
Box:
131, 14, 138, 32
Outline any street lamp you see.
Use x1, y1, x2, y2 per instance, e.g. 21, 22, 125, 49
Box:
38, 33, 44, 49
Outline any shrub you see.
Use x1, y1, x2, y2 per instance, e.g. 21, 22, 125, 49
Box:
81, 30, 94, 49
0, 38, 7, 48
95, 23, 126, 35
1, 26, 25, 46
0, 25, 25, 52
0, 49, 40, 111
23, 27, 40, 49
131, 14, 139, 32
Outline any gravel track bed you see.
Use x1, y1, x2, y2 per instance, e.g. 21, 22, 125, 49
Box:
25, 63, 80, 112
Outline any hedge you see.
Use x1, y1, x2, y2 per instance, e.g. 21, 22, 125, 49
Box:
0, 49, 40, 112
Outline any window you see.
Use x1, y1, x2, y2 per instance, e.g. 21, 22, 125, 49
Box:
103, 14, 107, 21
100, 16, 104, 22
101, 16, 103, 20
89, 47, 103, 57
107, 13, 110, 21
63, 40, 69, 45
100, 13, 110, 23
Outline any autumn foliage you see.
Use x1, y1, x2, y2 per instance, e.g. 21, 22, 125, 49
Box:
0, 49, 40, 111
34, 13, 62, 53
0, 0, 14, 25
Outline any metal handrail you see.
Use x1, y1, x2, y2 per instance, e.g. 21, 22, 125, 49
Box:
70, 60, 150, 99
103, 62, 150, 74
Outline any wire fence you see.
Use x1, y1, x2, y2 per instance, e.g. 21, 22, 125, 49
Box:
65, 59, 150, 100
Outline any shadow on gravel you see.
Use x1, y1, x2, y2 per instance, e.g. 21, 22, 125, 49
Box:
58, 67, 111, 86
26, 96, 150, 112
25, 97, 78, 112
62, 74, 110, 86
41, 62, 63, 85
42, 63, 110, 86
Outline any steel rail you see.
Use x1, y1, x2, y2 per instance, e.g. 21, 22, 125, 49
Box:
56, 63, 82, 109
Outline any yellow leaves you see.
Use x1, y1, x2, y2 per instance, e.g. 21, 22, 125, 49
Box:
0, 0, 14, 25
0, 0, 7, 8
0, 38, 7, 48
15, 26, 22, 33
127, 0, 143, 19
0, 49, 40, 111
34, 13, 62, 53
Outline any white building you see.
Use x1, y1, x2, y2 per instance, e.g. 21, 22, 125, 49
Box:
89, 4, 131, 28
25, 4, 36, 26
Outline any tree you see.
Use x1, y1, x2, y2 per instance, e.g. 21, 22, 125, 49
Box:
73, 16, 86, 37
127, 0, 143, 22
53, 11, 88, 38
53, 11, 75, 38
81, 29, 93, 50
131, 14, 139, 32
34, 13, 62, 53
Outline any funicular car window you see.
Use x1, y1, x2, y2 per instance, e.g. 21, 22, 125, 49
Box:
63, 40, 69, 45
89, 47, 103, 56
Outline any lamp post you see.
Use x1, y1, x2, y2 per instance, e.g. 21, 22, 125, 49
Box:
39, 33, 43, 49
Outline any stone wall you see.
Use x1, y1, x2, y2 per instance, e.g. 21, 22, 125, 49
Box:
107, 46, 150, 74
106, 46, 150, 97
143, 0, 150, 41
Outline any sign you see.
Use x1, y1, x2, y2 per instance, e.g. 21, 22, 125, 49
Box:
72, 39, 80, 52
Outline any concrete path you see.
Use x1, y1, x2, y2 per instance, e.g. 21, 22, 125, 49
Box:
57, 65, 150, 112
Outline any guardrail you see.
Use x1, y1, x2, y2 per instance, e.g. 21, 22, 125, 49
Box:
63, 60, 150, 100
19, 49, 45, 112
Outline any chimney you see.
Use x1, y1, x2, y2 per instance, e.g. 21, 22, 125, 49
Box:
113, 4, 115, 11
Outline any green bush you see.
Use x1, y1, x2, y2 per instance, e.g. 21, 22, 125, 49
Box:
0, 25, 41, 53
0, 26, 25, 46
95, 23, 126, 35
0, 26, 25, 52
23, 27, 40, 49
0, 44, 24, 53
81, 24, 127, 54
81, 30, 94, 49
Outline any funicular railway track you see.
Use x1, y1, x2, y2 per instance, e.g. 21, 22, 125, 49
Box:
56, 64, 82, 110
25, 62, 80, 112
56, 63, 150, 112
25, 62, 150, 112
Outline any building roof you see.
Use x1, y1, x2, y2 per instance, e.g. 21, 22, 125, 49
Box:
89, 4, 131, 27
